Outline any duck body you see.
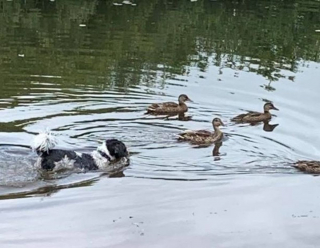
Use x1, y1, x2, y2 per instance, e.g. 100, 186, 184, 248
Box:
231, 102, 278, 123
232, 111, 272, 123
177, 118, 224, 145
293, 161, 320, 174
146, 94, 192, 115
178, 130, 222, 144
147, 101, 188, 114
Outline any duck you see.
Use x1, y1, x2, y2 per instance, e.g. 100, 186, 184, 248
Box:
146, 94, 192, 115
293, 161, 320, 174
231, 102, 279, 123
177, 118, 224, 145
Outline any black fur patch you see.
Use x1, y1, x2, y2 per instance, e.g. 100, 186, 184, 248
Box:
106, 139, 128, 159
40, 149, 98, 171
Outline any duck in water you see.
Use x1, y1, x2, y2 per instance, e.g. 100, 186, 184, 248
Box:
231, 102, 279, 123
146, 94, 192, 115
177, 118, 224, 145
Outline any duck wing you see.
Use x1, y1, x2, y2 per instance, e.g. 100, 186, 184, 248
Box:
246, 111, 262, 117
177, 130, 212, 141
180, 129, 212, 137
147, 102, 178, 111
231, 111, 261, 122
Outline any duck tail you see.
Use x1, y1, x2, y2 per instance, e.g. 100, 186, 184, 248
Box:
146, 107, 155, 113
32, 130, 57, 154
176, 131, 189, 140
176, 134, 183, 140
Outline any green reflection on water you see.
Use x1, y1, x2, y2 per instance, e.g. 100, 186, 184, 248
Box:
0, 0, 319, 95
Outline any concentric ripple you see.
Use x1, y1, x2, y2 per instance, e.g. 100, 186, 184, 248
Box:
1, 59, 319, 192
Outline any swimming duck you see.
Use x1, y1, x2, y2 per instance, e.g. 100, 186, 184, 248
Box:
146, 94, 192, 115
293, 161, 320, 174
231, 102, 279, 123
177, 118, 224, 145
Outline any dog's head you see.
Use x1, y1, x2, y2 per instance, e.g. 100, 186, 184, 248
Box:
105, 139, 129, 159
98, 139, 129, 162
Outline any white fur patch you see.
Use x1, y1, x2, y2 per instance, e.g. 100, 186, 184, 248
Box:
98, 141, 115, 160
34, 157, 43, 169
53, 155, 75, 172
91, 150, 111, 170
75, 152, 82, 157
32, 131, 57, 153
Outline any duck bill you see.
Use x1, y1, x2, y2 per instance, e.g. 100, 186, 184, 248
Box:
220, 121, 225, 126
272, 106, 279, 111
187, 98, 193, 102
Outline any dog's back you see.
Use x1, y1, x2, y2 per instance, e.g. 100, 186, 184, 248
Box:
39, 149, 98, 171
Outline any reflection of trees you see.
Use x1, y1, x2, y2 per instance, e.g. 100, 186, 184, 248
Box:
0, 0, 319, 95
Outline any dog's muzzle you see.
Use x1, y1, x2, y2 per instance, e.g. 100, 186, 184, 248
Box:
120, 157, 130, 166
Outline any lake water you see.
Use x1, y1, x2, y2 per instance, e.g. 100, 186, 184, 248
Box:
0, 0, 320, 247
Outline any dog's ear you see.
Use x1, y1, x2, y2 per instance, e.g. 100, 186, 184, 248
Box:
114, 143, 128, 159
106, 139, 128, 159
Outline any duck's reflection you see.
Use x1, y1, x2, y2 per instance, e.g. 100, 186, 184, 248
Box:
212, 141, 223, 161
248, 120, 279, 132
165, 112, 192, 121
146, 111, 192, 121
263, 121, 279, 132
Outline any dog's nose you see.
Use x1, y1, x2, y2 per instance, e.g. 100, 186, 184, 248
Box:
121, 157, 130, 166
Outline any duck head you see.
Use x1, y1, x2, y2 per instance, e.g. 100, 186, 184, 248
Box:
178, 94, 193, 103
212, 117, 224, 128
264, 102, 279, 112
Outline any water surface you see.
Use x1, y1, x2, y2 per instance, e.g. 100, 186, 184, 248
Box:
0, 0, 320, 247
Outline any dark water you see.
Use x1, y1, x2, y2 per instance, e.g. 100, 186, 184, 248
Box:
0, 0, 320, 247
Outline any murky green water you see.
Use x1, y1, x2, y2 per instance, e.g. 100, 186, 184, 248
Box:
0, 0, 320, 247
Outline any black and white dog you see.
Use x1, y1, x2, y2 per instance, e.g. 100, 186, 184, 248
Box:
32, 131, 129, 172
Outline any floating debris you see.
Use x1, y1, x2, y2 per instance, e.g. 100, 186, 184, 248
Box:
79, 24, 86, 27
122, 0, 136, 6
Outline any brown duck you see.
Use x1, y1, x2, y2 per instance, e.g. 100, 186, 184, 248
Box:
146, 94, 192, 115
293, 161, 320, 174
177, 118, 224, 145
231, 102, 279, 123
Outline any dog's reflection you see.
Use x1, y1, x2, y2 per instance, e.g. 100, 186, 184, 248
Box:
248, 120, 279, 132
